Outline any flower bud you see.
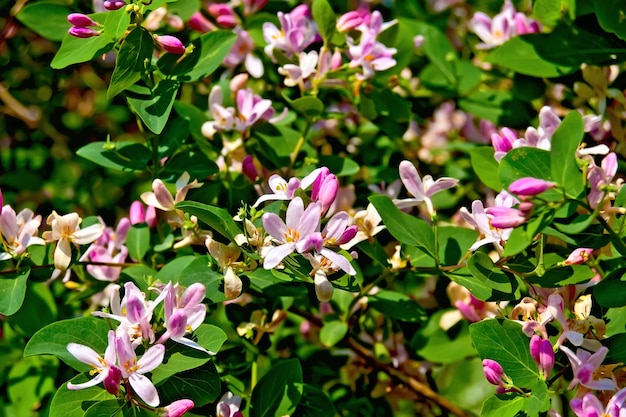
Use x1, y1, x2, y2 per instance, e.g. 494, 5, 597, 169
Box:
103, 365, 122, 395
508, 177, 556, 196
530, 335, 554, 378
161, 399, 194, 417
188, 12, 216, 33
315, 271, 334, 302
154, 34, 186, 55
242, 155, 258, 182
67, 13, 97, 27
563, 248, 594, 266
207, 3, 238, 28
103, 0, 126, 10
145, 205, 157, 228
486, 206, 527, 228
482, 359, 506, 386
129, 200, 146, 225
68, 27, 101, 38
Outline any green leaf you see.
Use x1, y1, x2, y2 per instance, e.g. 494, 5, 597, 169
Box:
311, 0, 336, 45
367, 290, 426, 323
470, 147, 502, 191
7, 356, 58, 417
127, 80, 180, 134
10, 281, 58, 337
50, 375, 116, 417
157, 361, 221, 406
595, 0, 626, 41
499, 147, 552, 188
83, 400, 125, 417
439, 226, 481, 266
317, 155, 360, 177
157, 30, 237, 81
415, 311, 476, 364
176, 256, 227, 304
51, 33, 114, 69
410, 20, 457, 85
458, 90, 532, 126
469, 319, 540, 387
126, 224, 150, 260
368, 195, 436, 257
467, 252, 519, 299
76, 141, 151, 172
16, 2, 71, 41
175, 201, 242, 242
480, 394, 525, 417
24, 317, 111, 372
550, 111, 584, 196
283, 94, 325, 118
319, 321, 348, 347
0, 266, 30, 316
484, 36, 576, 77
297, 384, 336, 417
108, 27, 154, 99
605, 333, 626, 363
151, 348, 212, 385
252, 359, 303, 417
160, 148, 219, 182
102, 7, 131, 39
533, 0, 565, 26
594, 277, 626, 308
194, 323, 228, 354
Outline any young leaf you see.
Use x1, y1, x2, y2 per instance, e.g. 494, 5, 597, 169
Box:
467, 252, 518, 299
108, 27, 154, 99
76, 141, 151, 172
175, 201, 242, 242
311, 0, 336, 45
126, 224, 150, 260
470, 147, 502, 191
51, 34, 114, 69
0, 266, 30, 316
368, 195, 436, 257
550, 111, 584, 197
126, 79, 180, 134
319, 321, 348, 347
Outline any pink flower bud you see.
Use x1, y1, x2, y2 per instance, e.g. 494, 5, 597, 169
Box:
129, 201, 146, 225
103, 365, 122, 395
161, 399, 194, 417
242, 155, 258, 181
145, 205, 158, 228
336, 225, 358, 245
530, 335, 554, 378
103, 0, 126, 10
68, 27, 101, 38
67, 13, 97, 27
188, 12, 216, 33
486, 206, 527, 228
336, 10, 367, 32
482, 359, 506, 386
207, 3, 238, 28
508, 177, 556, 196
154, 34, 186, 55
563, 248, 594, 265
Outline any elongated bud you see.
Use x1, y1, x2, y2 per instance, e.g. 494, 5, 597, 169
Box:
508, 177, 556, 196
67, 13, 97, 27
242, 155, 258, 181
154, 34, 186, 54
161, 399, 194, 417
68, 27, 101, 38
103, 0, 126, 10
129, 200, 146, 225
486, 206, 527, 228
530, 335, 554, 379
314, 270, 333, 302
103, 365, 122, 395
482, 359, 507, 386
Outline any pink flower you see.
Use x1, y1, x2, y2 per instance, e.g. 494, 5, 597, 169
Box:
68, 27, 101, 38
116, 332, 165, 407
207, 3, 239, 28
394, 160, 458, 216
216, 392, 243, 417
67, 330, 121, 392
560, 345, 616, 391
587, 152, 618, 208
570, 388, 626, 417
485, 206, 527, 228
263, 5, 318, 58
482, 359, 510, 387
262, 197, 322, 269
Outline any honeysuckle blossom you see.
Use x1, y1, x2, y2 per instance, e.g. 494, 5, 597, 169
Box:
279, 50, 319, 88
0, 206, 45, 260
206, 236, 244, 299
263, 4, 318, 58
154, 34, 186, 55
347, 31, 397, 80
262, 197, 322, 269
155, 282, 210, 353
67, 12, 102, 38
302, 167, 339, 214
394, 160, 459, 217
482, 359, 512, 388
252, 174, 301, 207
93, 282, 165, 345
460, 195, 516, 252
587, 152, 618, 208
485, 206, 528, 229
207, 3, 238, 28
67, 330, 121, 393
140, 172, 202, 229
469, 0, 540, 49
116, 331, 164, 407
129, 200, 157, 227
83, 217, 130, 281
341, 203, 385, 248
570, 387, 626, 417
563, 248, 594, 266
216, 392, 243, 417
440, 281, 499, 330
223, 28, 264, 78
560, 345, 616, 391
42, 211, 104, 274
